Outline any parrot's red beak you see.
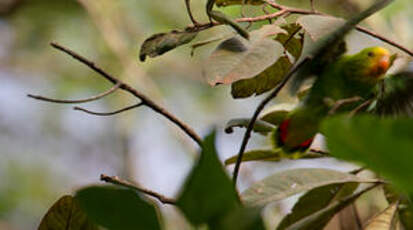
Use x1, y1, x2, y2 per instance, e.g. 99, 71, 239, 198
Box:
377, 56, 390, 75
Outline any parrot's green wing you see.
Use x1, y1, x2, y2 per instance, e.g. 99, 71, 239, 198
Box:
290, 0, 394, 93
375, 63, 413, 117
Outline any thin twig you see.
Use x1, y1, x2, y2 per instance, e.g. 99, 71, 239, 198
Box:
349, 99, 373, 117
74, 102, 144, 116
327, 96, 362, 115
48, 42, 202, 146
232, 58, 310, 184
100, 174, 176, 205
27, 83, 121, 104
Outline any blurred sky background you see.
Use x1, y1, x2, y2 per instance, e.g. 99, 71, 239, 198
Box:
0, 0, 411, 229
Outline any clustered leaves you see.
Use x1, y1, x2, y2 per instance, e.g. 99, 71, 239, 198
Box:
38, 0, 413, 229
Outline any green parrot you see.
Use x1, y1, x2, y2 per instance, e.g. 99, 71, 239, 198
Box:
274, 46, 392, 154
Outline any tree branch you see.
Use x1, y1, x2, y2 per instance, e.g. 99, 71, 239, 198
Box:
74, 102, 145, 116
100, 174, 176, 205
232, 58, 310, 184
43, 42, 203, 146
27, 82, 121, 104
187, 1, 412, 57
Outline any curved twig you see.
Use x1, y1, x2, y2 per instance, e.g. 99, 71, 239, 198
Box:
100, 174, 176, 205
74, 102, 144, 116
232, 58, 310, 184
39, 42, 202, 146
27, 82, 121, 104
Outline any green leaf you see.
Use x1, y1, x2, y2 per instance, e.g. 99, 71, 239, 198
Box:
204, 23, 285, 86
231, 56, 292, 98
242, 168, 377, 206
177, 131, 239, 226
75, 186, 161, 230
291, 0, 394, 92
215, 0, 264, 7
139, 30, 197, 61
277, 183, 358, 230
284, 184, 378, 230
225, 149, 282, 165
38, 195, 98, 230
213, 207, 266, 230
321, 115, 413, 195
231, 24, 304, 98
364, 202, 400, 230
225, 119, 274, 135
224, 149, 325, 165
260, 103, 296, 125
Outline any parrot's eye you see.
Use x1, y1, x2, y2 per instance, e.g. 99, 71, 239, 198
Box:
367, 51, 374, 57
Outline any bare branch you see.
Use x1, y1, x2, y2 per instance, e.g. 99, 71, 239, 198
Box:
27, 83, 121, 104
232, 58, 311, 185
327, 96, 363, 115
100, 174, 176, 205
49, 42, 203, 146
74, 102, 144, 116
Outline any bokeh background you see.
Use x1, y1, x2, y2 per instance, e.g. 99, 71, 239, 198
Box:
0, 0, 411, 229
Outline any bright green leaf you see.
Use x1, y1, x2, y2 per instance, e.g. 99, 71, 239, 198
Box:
277, 183, 358, 230
364, 202, 400, 230
75, 186, 161, 230
38, 195, 98, 230
204, 23, 285, 86
321, 115, 413, 195
139, 30, 197, 61
242, 168, 377, 206
260, 103, 296, 125
177, 131, 239, 226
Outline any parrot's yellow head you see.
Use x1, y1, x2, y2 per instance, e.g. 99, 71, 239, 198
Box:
357, 46, 391, 80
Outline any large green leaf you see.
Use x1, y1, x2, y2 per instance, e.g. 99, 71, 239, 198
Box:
38, 195, 98, 230
212, 207, 266, 230
204, 23, 285, 86
242, 168, 377, 206
321, 115, 413, 195
176, 131, 239, 226
284, 184, 378, 230
139, 30, 197, 61
297, 15, 345, 42
260, 103, 296, 126
276, 183, 358, 230
75, 186, 161, 230
231, 24, 304, 98
364, 202, 400, 230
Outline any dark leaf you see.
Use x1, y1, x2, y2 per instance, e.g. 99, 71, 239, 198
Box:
177, 131, 239, 226
75, 186, 161, 230
139, 30, 197, 61
284, 184, 379, 230
38, 195, 98, 230
277, 183, 358, 230
212, 207, 266, 230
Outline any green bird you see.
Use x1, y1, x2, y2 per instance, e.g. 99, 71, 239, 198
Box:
274, 46, 392, 154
